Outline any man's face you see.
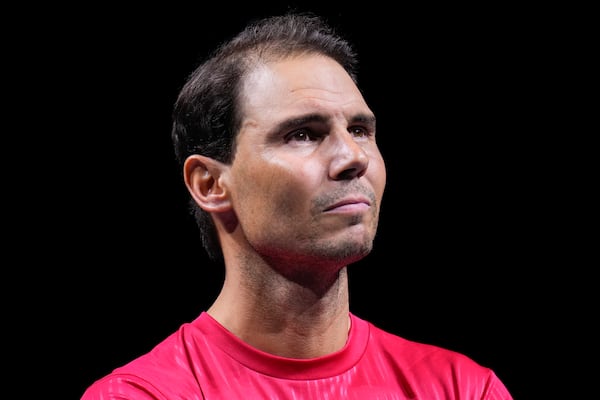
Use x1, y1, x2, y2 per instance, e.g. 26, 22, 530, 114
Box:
228, 54, 386, 275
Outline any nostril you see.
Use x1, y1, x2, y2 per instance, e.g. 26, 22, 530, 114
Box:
335, 165, 366, 181
337, 169, 355, 180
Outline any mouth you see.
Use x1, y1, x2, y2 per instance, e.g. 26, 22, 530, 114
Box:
324, 196, 371, 213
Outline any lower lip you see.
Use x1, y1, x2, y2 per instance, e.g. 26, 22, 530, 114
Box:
327, 203, 369, 213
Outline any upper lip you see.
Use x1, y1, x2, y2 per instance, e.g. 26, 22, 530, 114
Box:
324, 196, 371, 211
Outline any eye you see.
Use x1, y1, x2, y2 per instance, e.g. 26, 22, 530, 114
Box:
285, 129, 320, 142
349, 126, 371, 138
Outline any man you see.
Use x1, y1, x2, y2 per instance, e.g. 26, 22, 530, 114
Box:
82, 12, 513, 399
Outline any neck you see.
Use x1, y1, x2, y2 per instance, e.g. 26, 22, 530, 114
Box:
208, 265, 351, 358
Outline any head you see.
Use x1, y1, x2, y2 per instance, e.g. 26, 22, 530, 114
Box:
172, 13, 386, 269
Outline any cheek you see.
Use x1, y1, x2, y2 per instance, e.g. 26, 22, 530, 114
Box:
367, 153, 387, 199
232, 164, 316, 250
233, 161, 313, 217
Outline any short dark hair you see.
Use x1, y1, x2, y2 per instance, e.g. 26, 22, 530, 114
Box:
171, 12, 360, 263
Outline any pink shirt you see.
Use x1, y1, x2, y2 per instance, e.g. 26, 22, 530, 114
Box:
81, 312, 513, 399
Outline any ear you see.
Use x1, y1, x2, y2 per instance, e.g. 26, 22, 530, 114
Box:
183, 154, 232, 213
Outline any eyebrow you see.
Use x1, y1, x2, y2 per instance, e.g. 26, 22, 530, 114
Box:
274, 112, 376, 132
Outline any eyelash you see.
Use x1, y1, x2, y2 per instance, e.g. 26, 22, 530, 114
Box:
286, 127, 371, 142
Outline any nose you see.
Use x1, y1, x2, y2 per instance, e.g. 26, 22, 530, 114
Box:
328, 129, 369, 180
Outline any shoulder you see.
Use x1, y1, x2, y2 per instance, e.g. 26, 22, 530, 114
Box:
81, 320, 205, 400
355, 315, 514, 399
81, 373, 171, 400
363, 317, 483, 371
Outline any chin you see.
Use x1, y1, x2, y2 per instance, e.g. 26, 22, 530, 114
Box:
332, 241, 373, 264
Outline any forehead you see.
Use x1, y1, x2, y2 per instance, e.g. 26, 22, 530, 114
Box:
239, 54, 368, 121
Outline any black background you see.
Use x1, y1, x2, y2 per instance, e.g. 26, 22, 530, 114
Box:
12, 3, 583, 399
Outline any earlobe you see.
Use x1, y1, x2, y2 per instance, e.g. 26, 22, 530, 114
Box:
183, 155, 231, 212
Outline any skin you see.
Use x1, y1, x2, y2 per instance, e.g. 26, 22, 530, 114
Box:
184, 54, 386, 359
